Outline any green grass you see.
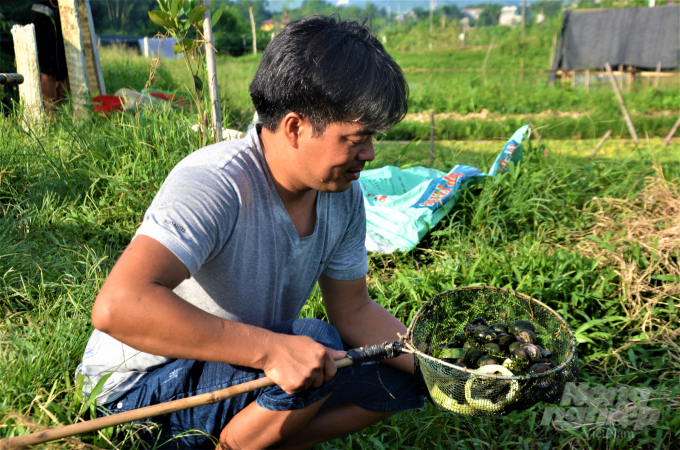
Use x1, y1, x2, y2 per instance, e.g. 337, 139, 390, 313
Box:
1, 103, 679, 448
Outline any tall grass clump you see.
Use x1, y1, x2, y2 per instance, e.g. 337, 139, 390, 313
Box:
1, 106, 679, 448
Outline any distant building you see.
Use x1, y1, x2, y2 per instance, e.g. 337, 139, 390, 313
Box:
461, 7, 483, 21
499, 5, 530, 27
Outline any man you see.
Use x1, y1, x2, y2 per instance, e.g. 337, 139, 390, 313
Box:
78, 15, 423, 449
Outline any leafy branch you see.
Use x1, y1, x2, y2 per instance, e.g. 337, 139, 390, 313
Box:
148, 0, 224, 143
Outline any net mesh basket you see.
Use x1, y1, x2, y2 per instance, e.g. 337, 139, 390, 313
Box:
407, 286, 579, 416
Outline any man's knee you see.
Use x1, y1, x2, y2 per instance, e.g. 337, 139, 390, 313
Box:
291, 318, 343, 351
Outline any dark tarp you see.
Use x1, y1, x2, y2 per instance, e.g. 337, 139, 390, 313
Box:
550, 5, 680, 81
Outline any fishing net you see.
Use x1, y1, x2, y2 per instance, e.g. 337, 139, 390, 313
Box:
405, 286, 579, 416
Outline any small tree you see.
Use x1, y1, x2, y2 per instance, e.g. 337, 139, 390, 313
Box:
148, 0, 223, 143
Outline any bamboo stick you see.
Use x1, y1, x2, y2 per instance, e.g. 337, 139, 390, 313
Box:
249, 7, 257, 55
663, 116, 680, 146
605, 62, 638, 145
0, 358, 355, 449
481, 37, 494, 83
430, 109, 435, 164
585, 69, 589, 94
202, 0, 222, 142
587, 129, 613, 160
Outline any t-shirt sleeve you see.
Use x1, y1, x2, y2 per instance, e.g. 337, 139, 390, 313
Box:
322, 182, 369, 281
135, 166, 238, 276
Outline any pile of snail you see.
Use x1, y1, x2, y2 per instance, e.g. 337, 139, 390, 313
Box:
434, 316, 556, 376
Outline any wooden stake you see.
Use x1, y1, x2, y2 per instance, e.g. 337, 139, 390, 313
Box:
249, 7, 257, 55
10, 24, 43, 123
78, 0, 105, 94
0, 358, 355, 449
548, 32, 557, 69
654, 61, 661, 89
202, 0, 222, 142
571, 70, 576, 88
430, 109, 435, 164
519, 58, 523, 83
585, 69, 589, 94
618, 64, 623, 90
587, 129, 612, 160
481, 37, 494, 83
663, 115, 680, 146
60, 0, 90, 119
605, 62, 638, 144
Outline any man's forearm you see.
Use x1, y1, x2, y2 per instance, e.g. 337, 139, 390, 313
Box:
93, 283, 277, 369
330, 299, 414, 375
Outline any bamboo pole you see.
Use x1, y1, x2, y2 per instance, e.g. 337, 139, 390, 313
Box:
202, 0, 222, 142
430, 110, 435, 164
481, 37, 494, 83
587, 129, 613, 160
10, 24, 43, 123
0, 358, 355, 449
249, 7, 257, 55
548, 32, 557, 69
519, 58, 523, 83
585, 69, 589, 94
663, 116, 680, 146
605, 62, 638, 145
618, 64, 623, 90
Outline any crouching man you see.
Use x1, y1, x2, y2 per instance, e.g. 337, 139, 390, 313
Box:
78, 15, 423, 449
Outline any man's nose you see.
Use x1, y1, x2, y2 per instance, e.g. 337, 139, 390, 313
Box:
358, 138, 375, 162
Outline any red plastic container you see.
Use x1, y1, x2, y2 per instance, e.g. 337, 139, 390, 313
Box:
92, 95, 125, 114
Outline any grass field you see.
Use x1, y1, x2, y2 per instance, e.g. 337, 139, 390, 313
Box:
1, 103, 679, 448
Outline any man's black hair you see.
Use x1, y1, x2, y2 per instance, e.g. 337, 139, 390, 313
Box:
249, 15, 408, 135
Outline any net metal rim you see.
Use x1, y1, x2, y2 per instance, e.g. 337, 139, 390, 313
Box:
406, 285, 578, 382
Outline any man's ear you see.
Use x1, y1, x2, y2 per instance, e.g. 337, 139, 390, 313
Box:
281, 112, 307, 149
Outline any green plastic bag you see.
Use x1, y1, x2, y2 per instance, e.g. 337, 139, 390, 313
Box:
361, 126, 529, 253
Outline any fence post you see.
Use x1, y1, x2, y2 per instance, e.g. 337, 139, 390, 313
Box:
202, 0, 222, 142
605, 62, 638, 144
79, 0, 105, 95
10, 24, 43, 124
59, 0, 90, 119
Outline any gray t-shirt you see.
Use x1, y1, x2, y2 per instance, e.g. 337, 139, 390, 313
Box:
77, 126, 368, 404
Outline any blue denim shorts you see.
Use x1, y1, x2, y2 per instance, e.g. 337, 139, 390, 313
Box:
99, 319, 424, 449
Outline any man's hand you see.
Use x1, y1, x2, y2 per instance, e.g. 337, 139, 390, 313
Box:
261, 334, 346, 394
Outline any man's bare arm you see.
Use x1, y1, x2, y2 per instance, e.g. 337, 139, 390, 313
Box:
92, 235, 345, 393
319, 274, 414, 375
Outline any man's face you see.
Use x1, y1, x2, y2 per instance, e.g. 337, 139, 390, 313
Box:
295, 120, 375, 193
